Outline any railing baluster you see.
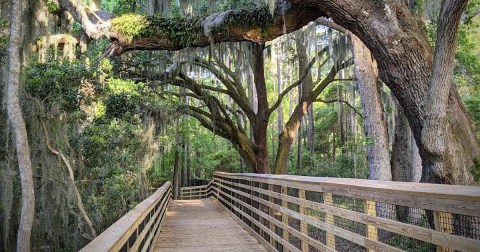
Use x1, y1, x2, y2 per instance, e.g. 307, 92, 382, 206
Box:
281, 186, 290, 251
298, 189, 308, 252
324, 192, 336, 250
434, 211, 454, 252
365, 200, 377, 252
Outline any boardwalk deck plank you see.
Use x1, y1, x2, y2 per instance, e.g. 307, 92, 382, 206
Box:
154, 198, 266, 252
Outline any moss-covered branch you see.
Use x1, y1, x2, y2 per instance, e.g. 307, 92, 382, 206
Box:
59, 0, 323, 55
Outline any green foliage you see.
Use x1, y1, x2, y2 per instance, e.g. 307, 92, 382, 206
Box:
465, 96, 480, 133
471, 158, 480, 181
110, 3, 273, 46
301, 153, 368, 179
102, 0, 137, 15
24, 60, 93, 113
111, 14, 150, 42
217, 0, 259, 11
44, 0, 60, 13
105, 92, 141, 119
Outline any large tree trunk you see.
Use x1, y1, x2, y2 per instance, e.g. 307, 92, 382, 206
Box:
392, 99, 422, 183
252, 43, 270, 173
421, 0, 473, 184
288, 0, 480, 185
352, 35, 391, 181
391, 98, 423, 225
6, 0, 35, 251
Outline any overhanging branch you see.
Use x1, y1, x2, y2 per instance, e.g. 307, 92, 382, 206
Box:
59, 0, 324, 55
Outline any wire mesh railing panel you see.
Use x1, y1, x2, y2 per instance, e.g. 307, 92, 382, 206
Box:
335, 235, 366, 252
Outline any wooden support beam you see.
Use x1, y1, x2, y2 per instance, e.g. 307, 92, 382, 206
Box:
298, 189, 309, 252
324, 193, 336, 249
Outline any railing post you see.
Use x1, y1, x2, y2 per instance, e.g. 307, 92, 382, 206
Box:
268, 184, 275, 247
324, 193, 335, 249
281, 186, 290, 244
434, 211, 454, 252
299, 189, 309, 252
365, 200, 378, 252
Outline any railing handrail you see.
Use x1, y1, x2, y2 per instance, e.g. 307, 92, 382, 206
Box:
80, 182, 172, 252
179, 181, 213, 200
214, 172, 480, 217
207, 172, 480, 252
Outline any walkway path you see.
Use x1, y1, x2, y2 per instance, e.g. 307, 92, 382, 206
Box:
154, 198, 266, 252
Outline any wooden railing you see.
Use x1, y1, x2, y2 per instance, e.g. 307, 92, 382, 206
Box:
80, 182, 172, 252
203, 172, 480, 252
179, 181, 213, 200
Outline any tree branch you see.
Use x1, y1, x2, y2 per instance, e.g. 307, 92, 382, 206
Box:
268, 45, 329, 115
59, 0, 324, 54
315, 98, 363, 118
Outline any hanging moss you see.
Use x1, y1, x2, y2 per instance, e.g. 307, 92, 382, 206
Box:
0, 19, 7, 56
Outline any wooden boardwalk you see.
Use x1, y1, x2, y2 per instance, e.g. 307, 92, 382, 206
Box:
154, 198, 266, 252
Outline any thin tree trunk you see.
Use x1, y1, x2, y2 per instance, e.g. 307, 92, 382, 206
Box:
181, 142, 186, 187
276, 45, 283, 135
160, 145, 165, 174
186, 142, 191, 187
352, 35, 392, 181
40, 119, 96, 239
172, 127, 181, 199
297, 121, 302, 174
6, 0, 35, 251
307, 104, 314, 154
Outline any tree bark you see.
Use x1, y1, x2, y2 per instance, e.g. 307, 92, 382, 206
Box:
6, 0, 35, 251
276, 45, 283, 135
288, 0, 480, 185
172, 130, 181, 199
391, 99, 422, 183
252, 43, 270, 173
181, 142, 187, 187
421, 0, 472, 183
186, 143, 191, 186
352, 35, 391, 181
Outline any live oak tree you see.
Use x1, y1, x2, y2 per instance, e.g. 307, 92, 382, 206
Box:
55, 0, 477, 183
56, 0, 480, 184
143, 39, 350, 174
3, 0, 478, 249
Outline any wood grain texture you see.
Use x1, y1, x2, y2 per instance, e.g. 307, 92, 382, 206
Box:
212, 174, 480, 252
215, 172, 480, 217
80, 183, 172, 252
154, 199, 266, 252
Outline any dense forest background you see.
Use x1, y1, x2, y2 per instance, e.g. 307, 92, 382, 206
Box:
0, 0, 479, 251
